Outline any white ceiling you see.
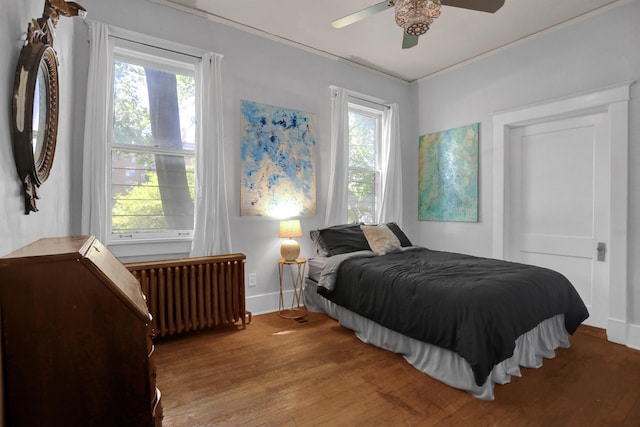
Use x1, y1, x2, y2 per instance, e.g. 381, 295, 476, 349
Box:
149, 0, 624, 82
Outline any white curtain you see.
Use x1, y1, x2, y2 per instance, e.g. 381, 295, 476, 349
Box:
81, 21, 113, 242
190, 53, 232, 256
377, 103, 403, 226
325, 86, 349, 226
326, 87, 403, 227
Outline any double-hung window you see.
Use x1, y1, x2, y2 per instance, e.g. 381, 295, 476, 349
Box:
109, 43, 196, 241
347, 101, 384, 224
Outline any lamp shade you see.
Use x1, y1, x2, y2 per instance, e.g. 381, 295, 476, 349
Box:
279, 220, 302, 261
278, 220, 302, 239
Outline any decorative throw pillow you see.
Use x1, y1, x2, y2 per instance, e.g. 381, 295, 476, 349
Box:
360, 224, 401, 255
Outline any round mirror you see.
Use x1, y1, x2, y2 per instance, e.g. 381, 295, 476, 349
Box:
12, 40, 59, 213
33, 59, 49, 174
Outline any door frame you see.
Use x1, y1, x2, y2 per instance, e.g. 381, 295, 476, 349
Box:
492, 83, 630, 344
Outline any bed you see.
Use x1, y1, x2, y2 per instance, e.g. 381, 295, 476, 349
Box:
304, 223, 589, 400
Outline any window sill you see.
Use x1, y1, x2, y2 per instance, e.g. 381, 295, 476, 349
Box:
107, 238, 192, 262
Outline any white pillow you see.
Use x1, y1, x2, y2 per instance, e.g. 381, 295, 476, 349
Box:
360, 224, 401, 255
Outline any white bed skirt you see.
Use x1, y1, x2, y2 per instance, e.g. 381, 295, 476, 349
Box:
304, 279, 571, 400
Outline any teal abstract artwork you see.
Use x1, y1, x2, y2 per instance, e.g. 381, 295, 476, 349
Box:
418, 123, 478, 222
240, 100, 316, 217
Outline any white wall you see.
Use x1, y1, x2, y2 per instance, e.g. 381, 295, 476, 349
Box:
414, 1, 640, 333
67, 0, 415, 314
0, 1, 413, 417
0, 0, 77, 256
3, 0, 636, 333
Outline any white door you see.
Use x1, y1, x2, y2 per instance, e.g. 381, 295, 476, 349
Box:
508, 113, 609, 328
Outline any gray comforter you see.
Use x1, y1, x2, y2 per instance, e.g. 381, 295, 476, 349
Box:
315, 247, 589, 386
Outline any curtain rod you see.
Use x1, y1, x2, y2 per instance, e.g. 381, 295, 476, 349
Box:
109, 34, 204, 60
89, 19, 223, 61
331, 85, 391, 109
348, 94, 390, 109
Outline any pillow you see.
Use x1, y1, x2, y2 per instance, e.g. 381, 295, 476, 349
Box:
318, 223, 370, 256
386, 222, 413, 247
360, 224, 401, 255
309, 229, 330, 257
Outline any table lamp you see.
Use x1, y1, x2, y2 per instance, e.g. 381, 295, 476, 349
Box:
278, 219, 302, 261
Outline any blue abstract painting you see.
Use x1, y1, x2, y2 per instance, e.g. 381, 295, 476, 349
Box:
240, 100, 316, 217
418, 123, 478, 222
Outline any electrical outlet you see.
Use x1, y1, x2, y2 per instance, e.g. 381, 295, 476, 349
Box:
248, 273, 257, 287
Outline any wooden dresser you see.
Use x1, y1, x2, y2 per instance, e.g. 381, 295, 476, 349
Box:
0, 235, 162, 427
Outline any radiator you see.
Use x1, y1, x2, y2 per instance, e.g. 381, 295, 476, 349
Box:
125, 253, 247, 338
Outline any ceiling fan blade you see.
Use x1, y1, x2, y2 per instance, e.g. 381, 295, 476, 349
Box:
332, 1, 394, 29
441, 0, 505, 13
402, 32, 419, 49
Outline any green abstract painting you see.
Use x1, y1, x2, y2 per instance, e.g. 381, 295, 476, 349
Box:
418, 123, 478, 222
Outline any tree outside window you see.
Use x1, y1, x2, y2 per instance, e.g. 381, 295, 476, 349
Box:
347, 103, 382, 224
110, 55, 195, 238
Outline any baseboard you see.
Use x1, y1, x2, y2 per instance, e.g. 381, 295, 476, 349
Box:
606, 318, 640, 350
246, 289, 301, 316
246, 294, 640, 350
628, 323, 640, 350
607, 318, 627, 345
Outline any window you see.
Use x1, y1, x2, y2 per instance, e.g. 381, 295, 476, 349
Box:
327, 86, 401, 228
347, 102, 383, 223
109, 46, 196, 240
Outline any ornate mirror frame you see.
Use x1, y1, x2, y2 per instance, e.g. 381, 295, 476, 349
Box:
11, 0, 85, 214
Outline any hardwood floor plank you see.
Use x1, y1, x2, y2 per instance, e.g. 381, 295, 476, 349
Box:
155, 312, 640, 426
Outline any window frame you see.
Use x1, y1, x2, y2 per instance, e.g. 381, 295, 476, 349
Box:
107, 41, 198, 244
346, 99, 385, 224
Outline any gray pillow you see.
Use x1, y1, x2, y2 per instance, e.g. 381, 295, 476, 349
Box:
309, 229, 330, 257
386, 222, 413, 247
318, 223, 370, 256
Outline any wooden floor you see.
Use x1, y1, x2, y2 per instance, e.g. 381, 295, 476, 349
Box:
154, 312, 640, 426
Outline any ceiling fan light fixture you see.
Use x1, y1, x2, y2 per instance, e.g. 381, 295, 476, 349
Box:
395, 0, 441, 36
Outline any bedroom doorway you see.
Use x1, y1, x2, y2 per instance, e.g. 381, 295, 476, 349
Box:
492, 83, 630, 343
507, 113, 609, 328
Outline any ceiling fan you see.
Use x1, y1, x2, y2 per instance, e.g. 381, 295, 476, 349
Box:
332, 0, 505, 49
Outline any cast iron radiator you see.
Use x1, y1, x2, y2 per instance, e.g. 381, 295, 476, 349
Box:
125, 253, 247, 338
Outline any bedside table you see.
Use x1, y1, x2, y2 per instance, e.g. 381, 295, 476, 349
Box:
278, 258, 307, 319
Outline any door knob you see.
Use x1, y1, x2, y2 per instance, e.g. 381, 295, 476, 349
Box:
597, 242, 607, 262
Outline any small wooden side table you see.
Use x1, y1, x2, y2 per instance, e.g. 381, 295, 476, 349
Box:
278, 258, 307, 319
